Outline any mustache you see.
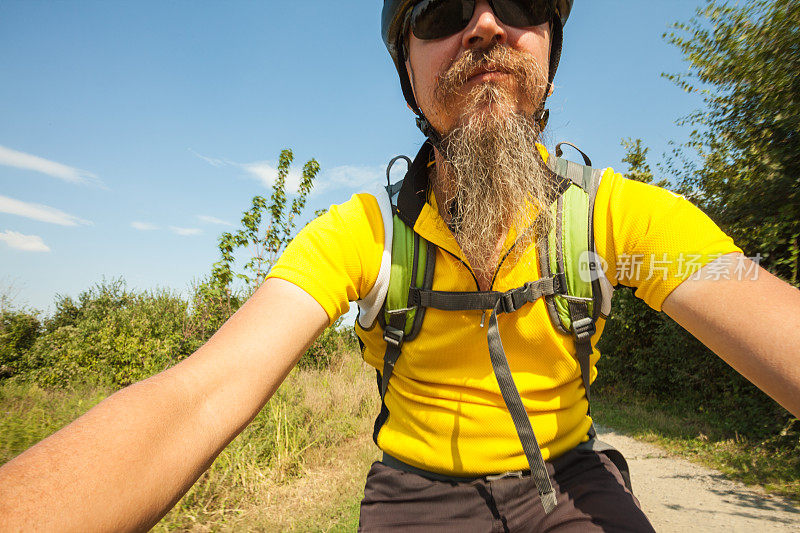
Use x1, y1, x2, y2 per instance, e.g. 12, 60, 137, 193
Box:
434, 44, 544, 103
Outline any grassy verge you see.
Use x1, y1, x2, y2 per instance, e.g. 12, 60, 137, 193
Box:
593, 389, 800, 503
0, 348, 378, 531
0, 380, 113, 465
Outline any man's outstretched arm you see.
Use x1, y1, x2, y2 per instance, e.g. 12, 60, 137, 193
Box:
0, 278, 329, 532
662, 253, 800, 418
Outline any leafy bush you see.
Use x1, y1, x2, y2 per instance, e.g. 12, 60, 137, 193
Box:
0, 310, 41, 378
4, 276, 345, 388
24, 279, 192, 387
182, 277, 244, 353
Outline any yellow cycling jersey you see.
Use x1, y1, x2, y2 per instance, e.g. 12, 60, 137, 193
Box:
267, 145, 741, 476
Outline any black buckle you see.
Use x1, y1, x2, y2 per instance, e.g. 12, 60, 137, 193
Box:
383, 326, 405, 347
500, 291, 517, 314
499, 282, 537, 314
572, 317, 596, 341
499, 286, 524, 314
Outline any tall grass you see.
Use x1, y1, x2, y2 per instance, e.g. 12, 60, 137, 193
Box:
0, 380, 112, 465
156, 347, 377, 531
4, 348, 798, 529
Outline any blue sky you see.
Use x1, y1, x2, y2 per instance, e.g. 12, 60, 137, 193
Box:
0, 1, 706, 315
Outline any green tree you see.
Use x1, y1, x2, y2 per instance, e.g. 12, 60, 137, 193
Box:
620, 138, 654, 184
181, 277, 243, 348
0, 311, 40, 378
207, 148, 350, 369
46, 295, 81, 333
212, 149, 320, 295
596, 1, 799, 439
619, 138, 671, 188
0, 285, 41, 378
663, 0, 800, 286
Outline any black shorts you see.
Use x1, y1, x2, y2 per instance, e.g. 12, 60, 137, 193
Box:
358, 447, 655, 532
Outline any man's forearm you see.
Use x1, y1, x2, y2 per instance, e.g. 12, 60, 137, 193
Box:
0, 369, 222, 531
663, 254, 800, 418
0, 279, 328, 531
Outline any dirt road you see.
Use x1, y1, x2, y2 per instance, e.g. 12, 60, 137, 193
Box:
596, 426, 800, 532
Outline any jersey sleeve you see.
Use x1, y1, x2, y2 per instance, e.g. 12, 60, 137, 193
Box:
593, 170, 742, 311
266, 193, 385, 325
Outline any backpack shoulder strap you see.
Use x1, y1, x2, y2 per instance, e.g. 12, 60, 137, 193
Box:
356, 153, 437, 332
543, 152, 604, 327
383, 215, 435, 339
371, 159, 438, 445
542, 148, 605, 411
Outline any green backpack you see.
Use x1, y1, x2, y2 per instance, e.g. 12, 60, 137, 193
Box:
362, 143, 628, 514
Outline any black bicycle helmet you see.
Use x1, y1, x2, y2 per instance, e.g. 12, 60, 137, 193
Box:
381, 0, 573, 142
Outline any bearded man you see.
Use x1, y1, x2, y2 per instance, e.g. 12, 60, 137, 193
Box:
2, 2, 800, 532
432, 42, 554, 279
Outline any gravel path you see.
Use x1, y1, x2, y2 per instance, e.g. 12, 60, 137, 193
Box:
595, 426, 800, 532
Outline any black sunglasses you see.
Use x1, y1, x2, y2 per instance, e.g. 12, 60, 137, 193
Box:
409, 0, 553, 41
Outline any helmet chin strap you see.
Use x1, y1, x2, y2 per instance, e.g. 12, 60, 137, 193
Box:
406, 58, 446, 152
415, 114, 444, 152
536, 107, 550, 132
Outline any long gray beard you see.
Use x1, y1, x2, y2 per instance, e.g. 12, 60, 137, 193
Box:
438, 84, 556, 276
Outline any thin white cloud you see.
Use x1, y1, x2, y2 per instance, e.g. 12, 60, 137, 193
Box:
131, 221, 159, 231
0, 145, 102, 186
197, 215, 233, 226
192, 149, 384, 195
170, 226, 202, 236
188, 149, 231, 168
192, 150, 303, 191
320, 165, 383, 192
0, 230, 50, 252
245, 162, 383, 196
0, 195, 92, 226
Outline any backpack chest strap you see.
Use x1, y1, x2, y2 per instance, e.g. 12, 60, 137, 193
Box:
409, 274, 566, 313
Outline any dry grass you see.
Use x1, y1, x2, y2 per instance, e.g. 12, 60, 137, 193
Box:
213, 430, 379, 532
152, 348, 378, 531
